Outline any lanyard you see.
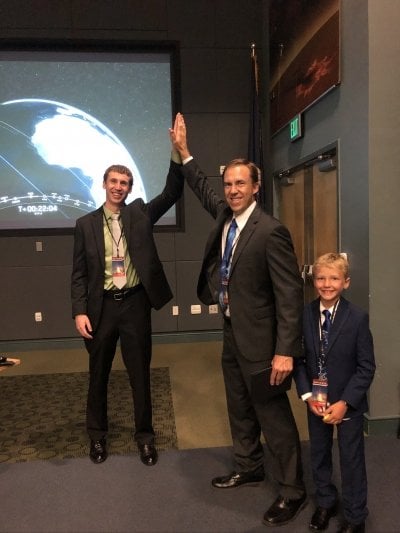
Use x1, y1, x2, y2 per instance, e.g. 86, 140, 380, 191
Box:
318, 299, 339, 378
103, 210, 124, 257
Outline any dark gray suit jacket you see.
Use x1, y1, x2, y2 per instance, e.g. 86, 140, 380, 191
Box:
71, 161, 183, 332
295, 297, 375, 415
182, 159, 303, 363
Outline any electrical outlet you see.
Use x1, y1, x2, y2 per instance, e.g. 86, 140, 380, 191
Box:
191, 304, 201, 315
34, 312, 42, 322
35, 241, 43, 252
172, 305, 179, 316
209, 304, 219, 314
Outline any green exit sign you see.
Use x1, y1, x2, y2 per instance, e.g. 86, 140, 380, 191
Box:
290, 113, 303, 142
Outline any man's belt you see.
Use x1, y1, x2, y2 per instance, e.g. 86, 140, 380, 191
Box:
103, 283, 143, 301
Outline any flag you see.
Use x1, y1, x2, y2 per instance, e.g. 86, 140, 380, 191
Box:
248, 44, 265, 209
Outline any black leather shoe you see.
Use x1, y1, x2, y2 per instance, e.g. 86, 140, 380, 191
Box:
89, 439, 107, 464
336, 521, 365, 533
211, 469, 265, 489
138, 443, 158, 466
263, 493, 307, 526
309, 505, 337, 530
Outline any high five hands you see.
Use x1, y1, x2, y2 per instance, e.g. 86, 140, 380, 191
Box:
169, 113, 191, 161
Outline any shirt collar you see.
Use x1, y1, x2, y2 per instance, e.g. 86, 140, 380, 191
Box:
103, 204, 120, 220
231, 200, 257, 231
319, 298, 340, 317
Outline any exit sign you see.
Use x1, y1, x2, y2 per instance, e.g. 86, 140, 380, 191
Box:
290, 113, 303, 142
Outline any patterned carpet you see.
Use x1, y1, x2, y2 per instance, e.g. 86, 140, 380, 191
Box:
0, 368, 177, 463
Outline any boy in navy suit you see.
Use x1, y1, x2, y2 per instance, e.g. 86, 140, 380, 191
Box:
295, 253, 375, 533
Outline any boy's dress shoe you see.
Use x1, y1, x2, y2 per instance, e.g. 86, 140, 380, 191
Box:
309, 505, 338, 530
263, 493, 307, 526
336, 521, 365, 533
211, 469, 265, 488
89, 439, 107, 464
138, 443, 158, 466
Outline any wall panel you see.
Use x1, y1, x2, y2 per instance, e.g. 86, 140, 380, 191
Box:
0, 0, 264, 340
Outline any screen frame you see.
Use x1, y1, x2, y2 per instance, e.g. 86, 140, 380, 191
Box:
0, 37, 183, 236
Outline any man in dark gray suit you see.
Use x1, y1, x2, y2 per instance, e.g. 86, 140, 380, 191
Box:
170, 113, 306, 527
71, 123, 183, 466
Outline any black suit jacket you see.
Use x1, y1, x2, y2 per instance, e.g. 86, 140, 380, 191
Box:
71, 161, 183, 332
182, 159, 303, 362
294, 297, 375, 415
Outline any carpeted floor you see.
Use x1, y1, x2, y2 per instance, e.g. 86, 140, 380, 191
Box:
0, 437, 399, 532
0, 368, 177, 463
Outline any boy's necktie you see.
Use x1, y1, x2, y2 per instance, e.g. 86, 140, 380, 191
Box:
318, 309, 332, 379
321, 309, 332, 349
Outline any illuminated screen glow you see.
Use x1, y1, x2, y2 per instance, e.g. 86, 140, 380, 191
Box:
0, 44, 180, 232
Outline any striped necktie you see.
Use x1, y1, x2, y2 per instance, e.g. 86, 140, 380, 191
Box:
219, 218, 237, 312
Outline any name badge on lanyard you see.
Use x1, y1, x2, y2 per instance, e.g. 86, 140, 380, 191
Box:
311, 300, 339, 412
311, 378, 328, 411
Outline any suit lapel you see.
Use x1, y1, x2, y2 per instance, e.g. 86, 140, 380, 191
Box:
326, 297, 350, 353
120, 201, 142, 247
119, 200, 144, 251
229, 205, 260, 274
91, 207, 106, 268
204, 204, 262, 279
201, 208, 231, 295
204, 207, 230, 261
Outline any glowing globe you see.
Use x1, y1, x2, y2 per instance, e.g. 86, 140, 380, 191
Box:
0, 98, 146, 229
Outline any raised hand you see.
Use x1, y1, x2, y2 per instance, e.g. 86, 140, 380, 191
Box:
169, 113, 191, 160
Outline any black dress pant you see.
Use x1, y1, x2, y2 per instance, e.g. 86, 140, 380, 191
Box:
222, 319, 305, 499
85, 286, 155, 445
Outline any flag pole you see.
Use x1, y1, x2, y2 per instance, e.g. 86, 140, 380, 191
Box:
248, 43, 265, 209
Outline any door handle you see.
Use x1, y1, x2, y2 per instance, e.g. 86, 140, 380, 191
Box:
301, 264, 313, 282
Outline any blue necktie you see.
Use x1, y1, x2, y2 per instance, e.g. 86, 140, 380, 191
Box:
322, 309, 332, 340
219, 218, 237, 312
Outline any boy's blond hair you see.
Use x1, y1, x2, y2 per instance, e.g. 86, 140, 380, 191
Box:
313, 253, 350, 279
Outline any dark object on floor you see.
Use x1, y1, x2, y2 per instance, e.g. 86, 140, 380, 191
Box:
89, 439, 108, 464
309, 504, 338, 530
211, 468, 265, 488
336, 521, 365, 533
138, 443, 158, 466
263, 493, 308, 526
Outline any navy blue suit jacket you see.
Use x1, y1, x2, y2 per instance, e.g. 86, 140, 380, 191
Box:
295, 297, 375, 416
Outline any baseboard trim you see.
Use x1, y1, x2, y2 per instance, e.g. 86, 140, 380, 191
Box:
0, 330, 223, 353
364, 415, 400, 437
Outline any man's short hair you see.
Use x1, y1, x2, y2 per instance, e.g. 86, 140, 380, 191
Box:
103, 164, 133, 187
222, 158, 261, 185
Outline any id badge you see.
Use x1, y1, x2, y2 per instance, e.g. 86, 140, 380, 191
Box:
221, 277, 229, 306
311, 378, 328, 411
112, 256, 126, 278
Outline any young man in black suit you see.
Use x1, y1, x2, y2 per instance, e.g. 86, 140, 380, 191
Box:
170, 113, 306, 527
294, 253, 375, 533
71, 122, 183, 466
